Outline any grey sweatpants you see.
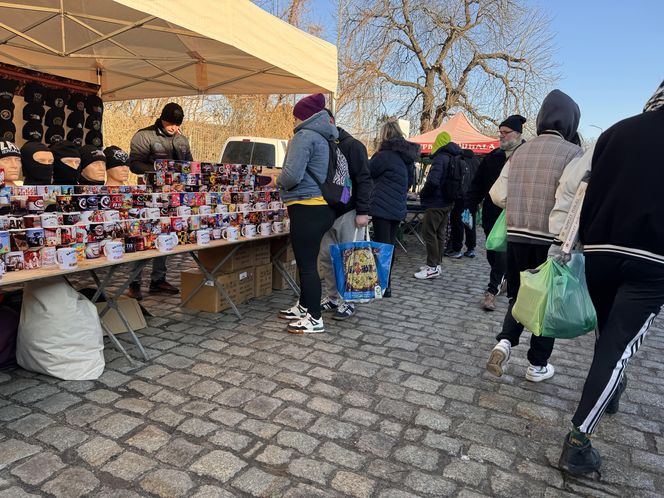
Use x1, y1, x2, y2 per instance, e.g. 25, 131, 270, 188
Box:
319, 210, 365, 300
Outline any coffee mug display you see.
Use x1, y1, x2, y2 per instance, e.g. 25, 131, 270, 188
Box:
196, 229, 210, 246
156, 233, 178, 253
26, 228, 45, 248
40, 213, 58, 228
103, 240, 124, 261
56, 247, 78, 270
85, 241, 101, 259
222, 226, 239, 241
241, 224, 257, 238
272, 221, 284, 233
41, 246, 57, 266
5, 251, 24, 271
259, 222, 272, 236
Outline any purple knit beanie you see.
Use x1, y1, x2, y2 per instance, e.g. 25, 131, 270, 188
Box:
293, 93, 326, 121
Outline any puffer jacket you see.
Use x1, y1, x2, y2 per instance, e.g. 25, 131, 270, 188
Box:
369, 137, 420, 221
420, 142, 462, 209
277, 111, 338, 203
129, 119, 193, 174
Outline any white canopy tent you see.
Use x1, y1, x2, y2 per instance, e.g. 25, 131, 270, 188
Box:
0, 0, 338, 100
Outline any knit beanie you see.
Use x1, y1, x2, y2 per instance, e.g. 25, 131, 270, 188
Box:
293, 93, 326, 121
104, 145, 129, 170
431, 131, 451, 154
160, 102, 184, 125
0, 141, 21, 160
499, 114, 527, 134
21, 142, 53, 185
78, 145, 106, 186
50, 140, 81, 185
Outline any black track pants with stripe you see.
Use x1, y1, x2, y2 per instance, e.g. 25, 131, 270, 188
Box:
573, 254, 664, 434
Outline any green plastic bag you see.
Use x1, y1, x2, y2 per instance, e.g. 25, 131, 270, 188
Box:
512, 255, 597, 338
485, 210, 507, 252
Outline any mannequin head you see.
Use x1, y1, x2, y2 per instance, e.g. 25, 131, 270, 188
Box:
21, 142, 54, 185
103, 145, 130, 186
0, 141, 22, 186
50, 140, 81, 185
78, 145, 106, 185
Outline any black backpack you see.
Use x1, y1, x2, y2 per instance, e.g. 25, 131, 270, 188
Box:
306, 138, 352, 209
442, 154, 472, 201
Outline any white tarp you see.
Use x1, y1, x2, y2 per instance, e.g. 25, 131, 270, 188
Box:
0, 0, 338, 99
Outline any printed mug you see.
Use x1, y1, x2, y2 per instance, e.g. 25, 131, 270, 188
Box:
196, 229, 210, 246
198, 205, 212, 215
103, 240, 124, 261
259, 222, 272, 236
40, 213, 58, 228
85, 241, 101, 259
56, 247, 78, 270
253, 202, 268, 211
215, 204, 229, 214
155, 233, 178, 253
222, 226, 239, 241
103, 210, 121, 222
211, 227, 222, 240
269, 201, 283, 210
40, 246, 57, 266
176, 205, 192, 217
272, 221, 284, 233
241, 224, 257, 238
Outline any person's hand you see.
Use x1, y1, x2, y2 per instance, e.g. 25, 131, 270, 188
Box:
355, 215, 369, 228
548, 243, 571, 264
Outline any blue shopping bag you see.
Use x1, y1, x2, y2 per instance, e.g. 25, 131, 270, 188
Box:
329, 229, 394, 302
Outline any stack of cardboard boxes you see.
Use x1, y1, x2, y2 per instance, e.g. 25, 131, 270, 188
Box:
181, 237, 295, 313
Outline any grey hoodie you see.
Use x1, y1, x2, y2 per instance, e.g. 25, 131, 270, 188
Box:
277, 111, 339, 203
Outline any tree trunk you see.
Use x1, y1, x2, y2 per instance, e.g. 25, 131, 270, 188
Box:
419, 71, 436, 133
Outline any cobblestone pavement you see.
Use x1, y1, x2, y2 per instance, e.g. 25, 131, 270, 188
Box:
1, 235, 663, 498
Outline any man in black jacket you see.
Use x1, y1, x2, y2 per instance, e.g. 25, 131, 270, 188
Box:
466, 114, 526, 310
319, 109, 373, 320
128, 103, 192, 300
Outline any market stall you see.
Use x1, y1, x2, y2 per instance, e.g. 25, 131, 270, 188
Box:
409, 113, 500, 155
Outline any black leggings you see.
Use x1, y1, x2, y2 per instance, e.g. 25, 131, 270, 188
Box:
372, 217, 399, 291
287, 204, 336, 319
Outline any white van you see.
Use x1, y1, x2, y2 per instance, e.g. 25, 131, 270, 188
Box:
219, 136, 288, 170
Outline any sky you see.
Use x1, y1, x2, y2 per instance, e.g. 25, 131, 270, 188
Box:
307, 0, 664, 139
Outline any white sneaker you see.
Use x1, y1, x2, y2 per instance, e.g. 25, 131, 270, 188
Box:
486, 339, 511, 377
279, 302, 307, 320
287, 313, 325, 334
414, 266, 440, 279
526, 363, 555, 382
419, 265, 441, 271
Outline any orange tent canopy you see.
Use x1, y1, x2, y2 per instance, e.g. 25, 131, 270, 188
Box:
410, 113, 499, 155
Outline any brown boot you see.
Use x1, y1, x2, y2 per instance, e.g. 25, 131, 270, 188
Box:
483, 292, 496, 311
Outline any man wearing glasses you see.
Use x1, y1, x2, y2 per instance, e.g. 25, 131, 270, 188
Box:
466, 115, 526, 311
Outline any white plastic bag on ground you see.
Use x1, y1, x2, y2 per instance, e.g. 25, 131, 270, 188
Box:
17, 277, 105, 380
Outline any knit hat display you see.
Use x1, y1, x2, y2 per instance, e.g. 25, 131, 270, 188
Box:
22, 103, 45, 122
293, 93, 325, 121
103, 145, 129, 170
66, 110, 85, 130
50, 140, 81, 185
45, 107, 65, 127
499, 114, 527, 134
22, 121, 43, 142
67, 92, 86, 112
0, 141, 21, 159
78, 144, 106, 186
85, 130, 103, 147
23, 82, 46, 105
160, 102, 184, 125
431, 131, 452, 154
0, 121, 16, 142
21, 141, 53, 185
46, 88, 68, 109
45, 126, 65, 145
0, 79, 18, 102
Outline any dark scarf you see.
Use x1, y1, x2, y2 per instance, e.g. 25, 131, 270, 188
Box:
50, 140, 81, 185
21, 142, 53, 185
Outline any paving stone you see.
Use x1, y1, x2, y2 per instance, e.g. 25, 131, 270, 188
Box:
140, 469, 194, 498
414, 408, 452, 431
330, 470, 375, 498
148, 407, 186, 427
208, 407, 247, 426
243, 395, 283, 418
442, 384, 477, 403
114, 397, 154, 415
319, 442, 366, 469
288, 458, 335, 486
342, 391, 374, 408
378, 490, 421, 498
379, 420, 403, 437
405, 470, 457, 496
10, 452, 65, 485
182, 400, 218, 416
33, 392, 81, 413
11, 384, 60, 403
190, 485, 237, 498
214, 387, 258, 407
41, 467, 99, 497
150, 389, 188, 406
339, 359, 381, 377
308, 396, 342, 415
356, 431, 398, 459
394, 445, 439, 471
156, 437, 205, 467
375, 398, 415, 421
404, 391, 447, 410
6, 413, 54, 436
126, 425, 171, 452
177, 417, 218, 437
0, 487, 41, 497
309, 416, 358, 440
190, 450, 247, 482
515, 401, 560, 424
91, 413, 143, 438
85, 389, 121, 404
367, 459, 409, 483
402, 375, 442, 394
102, 451, 157, 481
209, 430, 252, 451
189, 380, 225, 399
65, 403, 113, 426
443, 459, 488, 486
256, 445, 293, 465
274, 406, 316, 428
467, 444, 514, 468
632, 450, 664, 474
97, 370, 132, 388
274, 372, 311, 388
36, 425, 88, 451
239, 418, 281, 439
277, 430, 321, 455
341, 407, 379, 427
232, 467, 290, 496
282, 483, 337, 498
76, 436, 122, 466
135, 364, 171, 379
0, 404, 31, 421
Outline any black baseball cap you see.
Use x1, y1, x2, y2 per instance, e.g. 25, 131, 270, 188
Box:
47, 88, 68, 109
0, 121, 16, 142
0, 100, 14, 122
22, 103, 45, 122
45, 107, 65, 127
22, 121, 44, 142
66, 110, 85, 129
67, 92, 86, 112
85, 95, 103, 114
66, 127, 84, 146
85, 130, 103, 147
45, 126, 65, 145
23, 82, 46, 105
0, 79, 18, 101
85, 112, 102, 131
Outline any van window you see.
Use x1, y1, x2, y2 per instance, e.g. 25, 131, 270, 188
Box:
221, 141, 276, 167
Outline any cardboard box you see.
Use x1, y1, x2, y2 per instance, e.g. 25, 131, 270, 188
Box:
198, 243, 256, 273
95, 298, 147, 335
253, 239, 271, 266
180, 269, 254, 313
270, 236, 295, 262
254, 263, 273, 298
273, 258, 298, 290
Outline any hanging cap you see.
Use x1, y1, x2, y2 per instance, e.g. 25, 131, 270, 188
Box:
45, 107, 65, 127
0, 121, 16, 142
45, 126, 65, 145
85, 130, 103, 147
0, 79, 18, 101
67, 92, 86, 112
22, 121, 44, 142
85, 95, 103, 114
84, 112, 102, 131
0, 100, 14, 122
23, 82, 46, 105
66, 127, 84, 146
22, 103, 45, 122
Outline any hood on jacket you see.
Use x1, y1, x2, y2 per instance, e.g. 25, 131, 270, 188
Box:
337, 127, 353, 142
379, 137, 421, 163
431, 141, 462, 158
295, 110, 338, 141
536, 89, 580, 142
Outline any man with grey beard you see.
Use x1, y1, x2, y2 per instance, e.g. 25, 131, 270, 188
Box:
466, 114, 526, 311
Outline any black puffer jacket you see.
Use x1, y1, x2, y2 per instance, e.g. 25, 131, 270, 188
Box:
369, 138, 420, 221
337, 127, 372, 216
420, 142, 462, 209
466, 147, 509, 232
129, 119, 193, 174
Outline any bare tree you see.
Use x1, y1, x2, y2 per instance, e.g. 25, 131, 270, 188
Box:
340, 0, 557, 134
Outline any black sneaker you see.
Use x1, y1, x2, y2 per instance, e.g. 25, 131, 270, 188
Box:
558, 432, 601, 477
321, 297, 339, 312
605, 375, 627, 415
464, 249, 476, 258
383, 288, 392, 298
128, 282, 143, 301
149, 280, 179, 295
333, 303, 355, 320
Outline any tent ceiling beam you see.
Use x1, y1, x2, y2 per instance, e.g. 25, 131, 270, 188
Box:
64, 15, 157, 56
0, 20, 60, 54
103, 61, 199, 96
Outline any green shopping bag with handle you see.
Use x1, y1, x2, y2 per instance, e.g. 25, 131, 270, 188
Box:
512, 255, 597, 338
485, 210, 507, 252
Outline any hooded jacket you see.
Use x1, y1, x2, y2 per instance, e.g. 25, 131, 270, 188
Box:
129, 119, 193, 174
420, 142, 462, 209
337, 127, 372, 216
277, 110, 339, 203
368, 137, 420, 220
490, 90, 582, 244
